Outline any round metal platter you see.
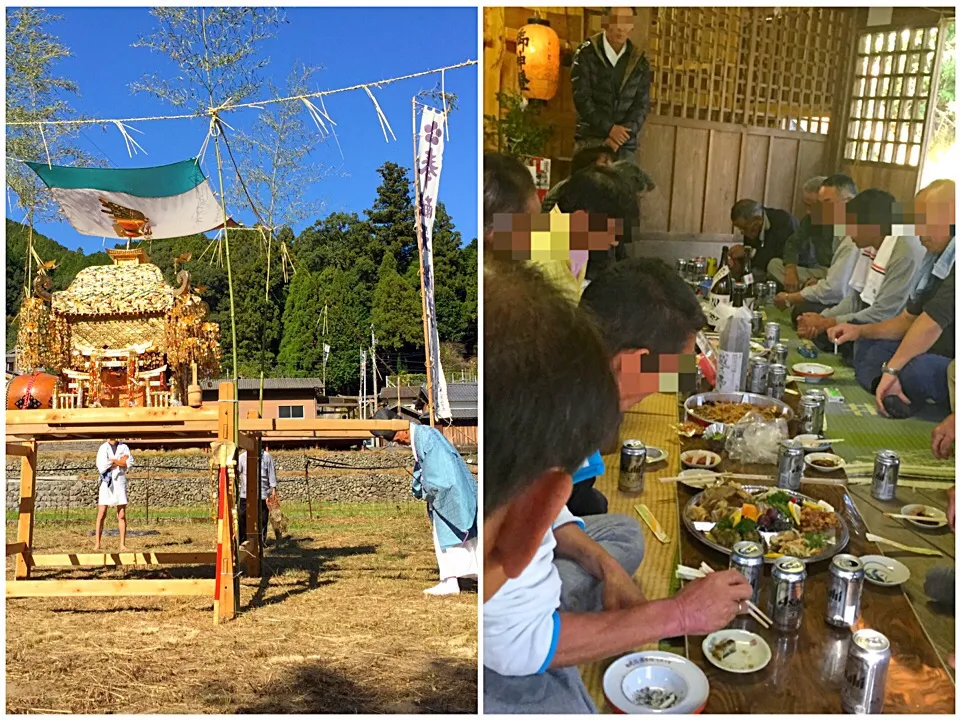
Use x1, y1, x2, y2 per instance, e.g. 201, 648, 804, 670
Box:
682, 484, 850, 564
683, 392, 794, 427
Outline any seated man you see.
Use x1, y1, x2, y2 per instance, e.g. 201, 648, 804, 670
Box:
768, 175, 830, 290
568, 259, 706, 517
484, 259, 752, 714
541, 145, 618, 212
796, 189, 925, 354
774, 174, 860, 323
730, 199, 799, 284
828, 181, 955, 418
932, 361, 955, 460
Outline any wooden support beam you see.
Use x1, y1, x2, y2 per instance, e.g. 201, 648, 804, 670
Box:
215, 382, 239, 624
28, 552, 217, 567
240, 418, 409, 432
6, 406, 218, 426
15, 441, 37, 580
5, 443, 34, 457
6, 421, 219, 440
6, 542, 27, 557
7, 579, 214, 598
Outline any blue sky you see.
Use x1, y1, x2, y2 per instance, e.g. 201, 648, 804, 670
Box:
9, 6, 478, 254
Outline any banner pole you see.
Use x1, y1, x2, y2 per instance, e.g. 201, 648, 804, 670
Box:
411, 97, 436, 427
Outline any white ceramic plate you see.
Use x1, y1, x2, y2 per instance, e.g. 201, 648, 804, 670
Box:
678, 469, 721, 489
603, 651, 710, 714
861, 554, 910, 586
900, 503, 948, 529
804, 452, 846, 473
792, 362, 835, 382
680, 450, 722, 470
795, 434, 833, 452
646, 446, 669, 465
702, 629, 772, 674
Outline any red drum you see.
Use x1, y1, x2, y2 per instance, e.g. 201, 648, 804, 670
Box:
6, 372, 58, 410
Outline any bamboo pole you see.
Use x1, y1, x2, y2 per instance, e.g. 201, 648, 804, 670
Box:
411, 98, 436, 427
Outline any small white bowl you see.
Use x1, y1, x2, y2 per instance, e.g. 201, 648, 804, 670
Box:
900, 503, 948, 529
702, 629, 772, 674
792, 362, 835, 382
794, 434, 832, 452
804, 452, 846, 473
861, 555, 910, 586
680, 450, 722, 470
603, 651, 710, 714
646, 446, 668, 465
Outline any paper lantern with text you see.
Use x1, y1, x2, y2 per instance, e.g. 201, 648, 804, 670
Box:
516, 18, 560, 102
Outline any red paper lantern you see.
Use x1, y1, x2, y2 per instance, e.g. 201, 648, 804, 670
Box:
517, 18, 560, 102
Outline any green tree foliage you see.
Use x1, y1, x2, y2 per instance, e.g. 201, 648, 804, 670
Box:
372, 251, 422, 351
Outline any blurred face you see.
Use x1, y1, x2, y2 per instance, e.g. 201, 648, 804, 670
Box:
393, 429, 411, 445
602, 8, 634, 47
916, 187, 956, 254
570, 210, 621, 250
733, 216, 763, 241
802, 189, 820, 215
614, 335, 697, 411
108, 439, 118, 446
818, 186, 847, 226
847, 221, 886, 248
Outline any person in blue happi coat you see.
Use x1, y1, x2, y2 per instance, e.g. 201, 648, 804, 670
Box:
374, 409, 478, 595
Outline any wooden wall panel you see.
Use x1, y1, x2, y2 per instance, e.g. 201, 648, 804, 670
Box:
702, 130, 741, 233
669, 126, 710, 233
636, 122, 676, 232
739, 135, 770, 203
842, 162, 920, 203
766, 137, 800, 211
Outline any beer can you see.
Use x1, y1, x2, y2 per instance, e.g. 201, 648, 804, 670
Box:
730, 540, 764, 605
826, 554, 865, 628
750, 310, 764, 337
776, 439, 804, 491
771, 343, 789, 367
619, 440, 647, 494
699, 275, 713, 297
693, 257, 707, 278
765, 280, 779, 304
841, 629, 891, 714
747, 356, 770, 395
769, 556, 806, 631
870, 450, 900, 501
764, 322, 781, 349
799, 394, 825, 436
676, 259, 689, 277
767, 363, 788, 400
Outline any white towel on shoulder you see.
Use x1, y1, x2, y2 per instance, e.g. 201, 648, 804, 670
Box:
848, 235, 899, 307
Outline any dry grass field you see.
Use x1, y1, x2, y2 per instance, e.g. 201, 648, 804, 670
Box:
6, 502, 478, 714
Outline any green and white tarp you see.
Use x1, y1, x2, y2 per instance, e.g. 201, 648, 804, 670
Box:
26, 159, 232, 240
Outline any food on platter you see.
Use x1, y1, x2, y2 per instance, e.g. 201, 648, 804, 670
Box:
696, 402, 783, 424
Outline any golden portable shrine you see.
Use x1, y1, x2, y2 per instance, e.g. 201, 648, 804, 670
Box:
13, 247, 220, 409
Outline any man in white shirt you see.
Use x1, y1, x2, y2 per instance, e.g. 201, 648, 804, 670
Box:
484, 261, 752, 713
94, 439, 134, 551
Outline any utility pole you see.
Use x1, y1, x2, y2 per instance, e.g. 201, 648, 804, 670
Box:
320, 304, 329, 395
360, 350, 367, 420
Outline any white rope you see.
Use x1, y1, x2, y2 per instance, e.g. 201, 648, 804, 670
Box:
319, 95, 345, 162
113, 121, 147, 157
6, 60, 477, 128
363, 85, 397, 143
301, 97, 330, 137
441, 69, 450, 142
196, 117, 214, 167
38, 123, 52, 168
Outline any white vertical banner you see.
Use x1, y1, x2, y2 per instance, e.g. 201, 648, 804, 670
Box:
416, 105, 452, 421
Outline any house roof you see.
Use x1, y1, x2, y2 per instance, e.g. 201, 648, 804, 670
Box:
379, 386, 422, 400
52, 263, 176, 317
201, 378, 326, 391
445, 382, 477, 403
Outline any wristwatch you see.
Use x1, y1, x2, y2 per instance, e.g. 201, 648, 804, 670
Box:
881, 362, 900, 377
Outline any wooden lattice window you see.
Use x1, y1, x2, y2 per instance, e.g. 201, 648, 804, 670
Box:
641, 8, 854, 132
843, 27, 939, 166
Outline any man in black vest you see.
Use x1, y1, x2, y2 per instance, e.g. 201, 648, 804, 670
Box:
571, 7, 652, 164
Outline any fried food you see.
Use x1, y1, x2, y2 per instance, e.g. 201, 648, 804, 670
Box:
696, 402, 782, 424
799, 506, 840, 533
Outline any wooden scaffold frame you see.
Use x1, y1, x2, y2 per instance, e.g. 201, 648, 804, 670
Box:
5, 382, 408, 623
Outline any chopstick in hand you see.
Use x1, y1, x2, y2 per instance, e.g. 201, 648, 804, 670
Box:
699, 562, 773, 629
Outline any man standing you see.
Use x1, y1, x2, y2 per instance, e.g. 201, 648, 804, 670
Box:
730, 199, 800, 283
94, 438, 134, 552
571, 7, 652, 163
374, 412, 478, 596
238, 444, 278, 547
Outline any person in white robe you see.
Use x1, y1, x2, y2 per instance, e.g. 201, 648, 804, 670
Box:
94, 439, 134, 551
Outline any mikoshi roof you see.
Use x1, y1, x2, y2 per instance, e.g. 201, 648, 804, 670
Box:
51, 258, 176, 317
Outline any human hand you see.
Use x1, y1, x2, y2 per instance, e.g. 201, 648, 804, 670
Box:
804, 278, 819, 288
948, 485, 956, 532
932, 415, 956, 463
875, 372, 910, 417
827, 323, 860, 345
603, 137, 621, 151
114, 455, 128, 468
773, 292, 790, 310
608, 124, 631, 146
783, 266, 800, 293
672, 569, 753, 636
601, 560, 648, 611
796, 313, 823, 339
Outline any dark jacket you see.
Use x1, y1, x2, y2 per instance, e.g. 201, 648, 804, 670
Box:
750, 207, 800, 276
783, 213, 835, 269
571, 33, 652, 152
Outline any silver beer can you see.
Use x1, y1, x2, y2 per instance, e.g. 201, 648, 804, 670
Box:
747, 356, 770, 395
730, 540, 764, 605
751, 310, 764, 337
799, 394, 825, 436
769, 556, 806, 631
826, 554, 865, 628
619, 440, 647, 494
765, 280, 779, 305
764, 322, 781, 349
870, 450, 900, 501
676, 259, 689, 278
767, 363, 788, 400
771, 342, 789, 366
776, 439, 804, 491
841, 629, 891, 714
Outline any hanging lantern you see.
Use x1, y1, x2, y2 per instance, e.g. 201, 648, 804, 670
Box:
516, 18, 560, 103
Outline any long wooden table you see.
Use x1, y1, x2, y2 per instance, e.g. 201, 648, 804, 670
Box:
677, 436, 956, 714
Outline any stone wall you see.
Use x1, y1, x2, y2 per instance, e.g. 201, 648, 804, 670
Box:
4, 448, 464, 512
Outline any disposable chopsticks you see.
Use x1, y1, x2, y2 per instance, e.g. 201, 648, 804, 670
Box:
699, 562, 773, 629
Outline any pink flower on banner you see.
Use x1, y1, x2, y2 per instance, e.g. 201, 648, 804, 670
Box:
423, 121, 443, 145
